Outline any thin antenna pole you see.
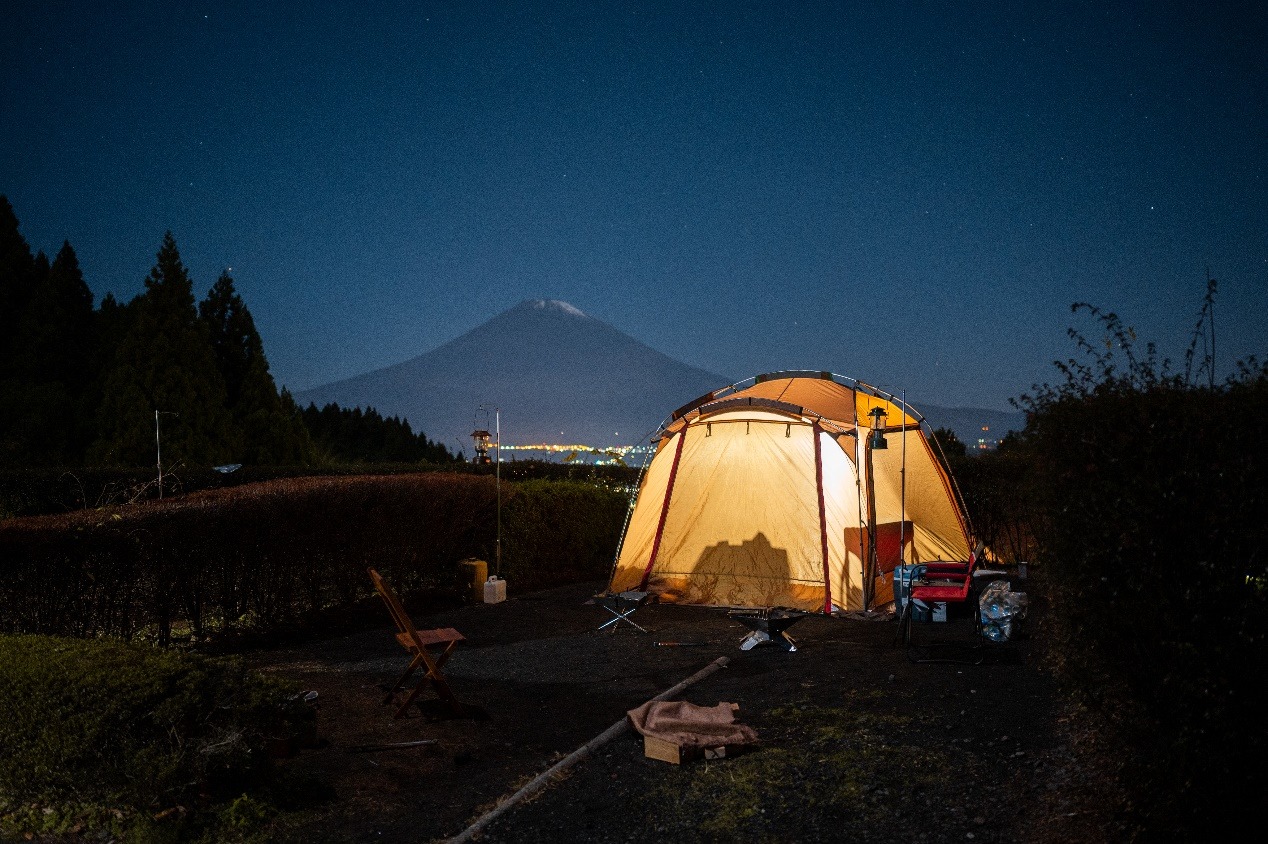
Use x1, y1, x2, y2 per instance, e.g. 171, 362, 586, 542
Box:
155, 409, 162, 499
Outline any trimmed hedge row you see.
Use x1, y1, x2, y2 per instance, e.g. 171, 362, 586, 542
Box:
0, 461, 639, 520
0, 473, 629, 643
498, 478, 631, 589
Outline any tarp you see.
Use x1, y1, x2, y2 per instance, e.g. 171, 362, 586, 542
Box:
609, 372, 974, 612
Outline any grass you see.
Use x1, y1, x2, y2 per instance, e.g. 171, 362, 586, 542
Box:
636, 694, 953, 841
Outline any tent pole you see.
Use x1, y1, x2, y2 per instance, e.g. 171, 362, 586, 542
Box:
900, 390, 907, 566
863, 423, 879, 612
607, 426, 659, 587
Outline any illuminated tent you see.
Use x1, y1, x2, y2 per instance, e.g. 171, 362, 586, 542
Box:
608, 372, 975, 613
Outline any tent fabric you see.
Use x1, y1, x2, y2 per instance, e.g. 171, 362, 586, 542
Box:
609, 373, 974, 612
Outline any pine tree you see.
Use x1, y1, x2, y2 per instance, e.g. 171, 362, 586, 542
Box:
89, 233, 236, 467
298, 400, 458, 464
198, 271, 313, 465
0, 243, 98, 464
0, 196, 38, 377
14, 242, 94, 387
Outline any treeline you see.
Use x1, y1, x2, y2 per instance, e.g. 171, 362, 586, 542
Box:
301, 402, 456, 464
0, 196, 457, 471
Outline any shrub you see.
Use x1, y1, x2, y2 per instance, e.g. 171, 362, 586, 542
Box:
499, 479, 629, 590
1011, 299, 1268, 835
0, 472, 631, 642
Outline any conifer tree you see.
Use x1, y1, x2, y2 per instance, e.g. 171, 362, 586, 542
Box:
14, 242, 94, 387
0, 243, 97, 464
198, 271, 313, 464
0, 196, 38, 377
89, 233, 236, 467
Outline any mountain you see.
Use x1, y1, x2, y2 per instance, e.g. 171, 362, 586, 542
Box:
296, 299, 1026, 455
296, 300, 728, 452
914, 404, 1025, 453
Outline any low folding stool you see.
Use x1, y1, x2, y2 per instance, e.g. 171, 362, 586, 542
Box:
594, 590, 651, 632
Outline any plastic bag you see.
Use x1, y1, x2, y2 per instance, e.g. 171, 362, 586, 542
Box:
978, 580, 1028, 642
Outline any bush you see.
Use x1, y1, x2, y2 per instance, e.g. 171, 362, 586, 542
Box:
0, 472, 631, 643
499, 479, 630, 590
1010, 301, 1268, 836
0, 634, 309, 816
0, 461, 639, 520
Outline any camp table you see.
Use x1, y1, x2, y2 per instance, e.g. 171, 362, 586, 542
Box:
594, 590, 651, 632
728, 607, 806, 652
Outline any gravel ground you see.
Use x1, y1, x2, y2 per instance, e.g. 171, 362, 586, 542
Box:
244, 573, 1132, 843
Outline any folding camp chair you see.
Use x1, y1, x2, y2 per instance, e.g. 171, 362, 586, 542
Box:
368, 568, 466, 718
896, 543, 989, 662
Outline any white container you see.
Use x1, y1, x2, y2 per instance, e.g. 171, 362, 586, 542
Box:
483, 576, 506, 604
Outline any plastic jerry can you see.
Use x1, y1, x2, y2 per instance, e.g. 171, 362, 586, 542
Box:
484, 576, 506, 604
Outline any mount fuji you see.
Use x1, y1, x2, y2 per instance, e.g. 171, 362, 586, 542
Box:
295, 299, 1024, 455
296, 300, 727, 452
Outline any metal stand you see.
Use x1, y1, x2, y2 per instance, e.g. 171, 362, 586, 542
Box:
595, 591, 651, 632
728, 608, 806, 652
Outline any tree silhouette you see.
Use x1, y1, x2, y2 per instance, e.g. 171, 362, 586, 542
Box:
0, 196, 38, 378
199, 271, 313, 464
89, 233, 235, 467
300, 401, 458, 464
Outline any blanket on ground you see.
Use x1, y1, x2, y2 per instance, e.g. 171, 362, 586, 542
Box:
626, 700, 758, 748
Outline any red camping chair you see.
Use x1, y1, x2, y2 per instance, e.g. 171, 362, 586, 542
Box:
897, 542, 987, 658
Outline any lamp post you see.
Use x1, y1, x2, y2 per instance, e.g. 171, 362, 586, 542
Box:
495, 408, 501, 579
899, 390, 908, 568
474, 406, 503, 579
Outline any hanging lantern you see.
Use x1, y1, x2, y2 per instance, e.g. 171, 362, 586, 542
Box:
868, 406, 888, 450
471, 428, 492, 464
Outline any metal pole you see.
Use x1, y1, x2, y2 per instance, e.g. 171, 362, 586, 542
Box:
863, 434, 877, 611
155, 409, 162, 499
900, 389, 907, 566
495, 408, 501, 578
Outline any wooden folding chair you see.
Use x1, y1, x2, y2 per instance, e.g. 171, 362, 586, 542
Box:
368, 568, 466, 718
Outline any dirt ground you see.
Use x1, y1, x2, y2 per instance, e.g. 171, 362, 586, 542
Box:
244, 572, 1131, 843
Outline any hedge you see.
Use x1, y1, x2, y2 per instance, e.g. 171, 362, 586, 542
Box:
0, 461, 639, 520
992, 358, 1268, 837
0, 472, 629, 643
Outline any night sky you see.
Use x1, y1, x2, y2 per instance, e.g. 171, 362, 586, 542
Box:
3, 1, 1265, 412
